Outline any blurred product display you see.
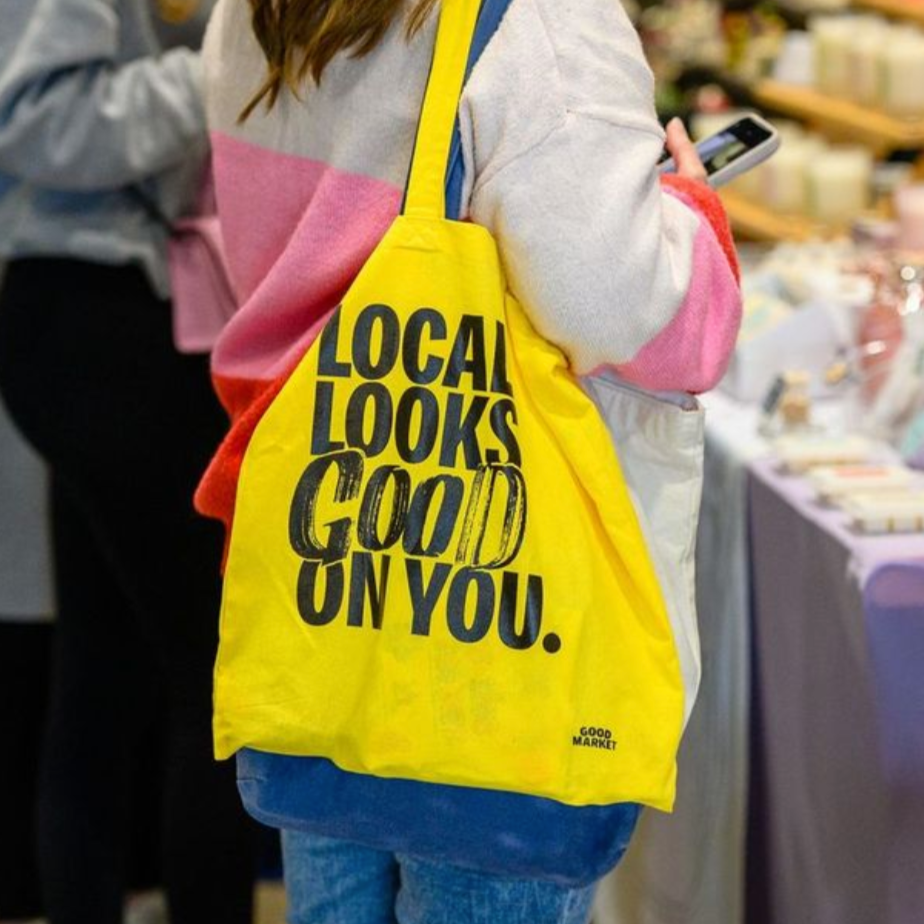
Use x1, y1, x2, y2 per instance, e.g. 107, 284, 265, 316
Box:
642, 0, 924, 467
639, 0, 924, 240
724, 241, 924, 450
810, 13, 924, 116
596, 11, 924, 924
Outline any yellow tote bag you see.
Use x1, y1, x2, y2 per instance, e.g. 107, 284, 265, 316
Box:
215, 0, 684, 810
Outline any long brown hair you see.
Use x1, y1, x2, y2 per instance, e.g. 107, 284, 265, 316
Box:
241, 0, 438, 120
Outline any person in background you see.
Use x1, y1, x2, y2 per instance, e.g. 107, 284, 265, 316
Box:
0, 371, 171, 924
0, 2, 257, 923
196, 0, 742, 922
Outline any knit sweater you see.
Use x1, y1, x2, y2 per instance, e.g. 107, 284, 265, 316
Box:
0, 0, 213, 297
196, 0, 742, 529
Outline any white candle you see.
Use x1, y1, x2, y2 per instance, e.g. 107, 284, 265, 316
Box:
880, 30, 924, 118
772, 30, 815, 86
806, 147, 872, 223
764, 136, 824, 214
811, 16, 857, 96
849, 26, 888, 108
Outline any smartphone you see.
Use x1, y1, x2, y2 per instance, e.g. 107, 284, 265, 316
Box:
658, 113, 780, 188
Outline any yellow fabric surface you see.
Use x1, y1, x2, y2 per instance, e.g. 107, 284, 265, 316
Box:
214, 0, 683, 810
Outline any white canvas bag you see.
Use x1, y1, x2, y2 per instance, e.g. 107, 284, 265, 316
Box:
583, 373, 705, 726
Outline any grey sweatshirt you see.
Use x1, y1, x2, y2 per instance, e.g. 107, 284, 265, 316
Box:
0, 0, 213, 296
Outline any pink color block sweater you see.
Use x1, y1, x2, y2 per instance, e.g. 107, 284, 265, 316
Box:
195, 0, 742, 532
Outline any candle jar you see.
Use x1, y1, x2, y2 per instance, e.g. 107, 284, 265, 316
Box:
765, 135, 824, 214
772, 30, 815, 86
880, 30, 924, 118
806, 147, 872, 224
850, 27, 887, 108
811, 16, 857, 96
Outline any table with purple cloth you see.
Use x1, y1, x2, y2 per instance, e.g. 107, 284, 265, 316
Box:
595, 391, 924, 924
745, 457, 924, 924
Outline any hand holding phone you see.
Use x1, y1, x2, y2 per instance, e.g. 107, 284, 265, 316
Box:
659, 113, 781, 188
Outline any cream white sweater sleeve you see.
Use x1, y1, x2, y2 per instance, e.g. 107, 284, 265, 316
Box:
459, 0, 740, 379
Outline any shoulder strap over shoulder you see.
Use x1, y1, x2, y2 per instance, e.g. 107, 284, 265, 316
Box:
403, 0, 483, 220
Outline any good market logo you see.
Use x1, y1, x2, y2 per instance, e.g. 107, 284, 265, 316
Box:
573, 727, 617, 752
287, 304, 562, 655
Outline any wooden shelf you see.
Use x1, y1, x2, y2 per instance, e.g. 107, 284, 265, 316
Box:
853, 0, 924, 25
719, 189, 841, 243
752, 80, 924, 153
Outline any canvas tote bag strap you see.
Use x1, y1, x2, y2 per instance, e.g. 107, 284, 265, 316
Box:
403, 0, 483, 221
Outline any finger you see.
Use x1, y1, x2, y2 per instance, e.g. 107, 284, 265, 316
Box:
665, 118, 708, 184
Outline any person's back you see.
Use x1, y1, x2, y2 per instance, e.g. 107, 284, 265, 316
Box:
199, 0, 744, 919
197, 0, 742, 536
200, 4, 741, 922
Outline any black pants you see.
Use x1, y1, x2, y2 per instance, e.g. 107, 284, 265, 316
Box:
0, 621, 52, 919
0, 259, 257, 924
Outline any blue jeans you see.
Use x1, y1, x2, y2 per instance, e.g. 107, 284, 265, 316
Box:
283, 831, 597, 924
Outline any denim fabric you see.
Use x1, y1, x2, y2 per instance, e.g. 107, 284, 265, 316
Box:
238, 751, 640, 887
283, 831, 596, 924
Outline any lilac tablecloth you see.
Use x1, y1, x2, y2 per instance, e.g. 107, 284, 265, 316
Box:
594, 392, 924, 924
746, 459, 924, 924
